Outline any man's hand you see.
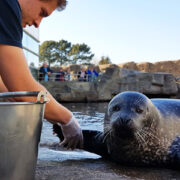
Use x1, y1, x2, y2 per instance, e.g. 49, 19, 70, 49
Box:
58, 116, 83, 150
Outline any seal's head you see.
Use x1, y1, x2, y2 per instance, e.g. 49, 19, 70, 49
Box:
107, 91, 160, 140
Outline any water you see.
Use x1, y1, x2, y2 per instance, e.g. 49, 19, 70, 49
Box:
37, 102, 180, 180
38, 102, 108, 161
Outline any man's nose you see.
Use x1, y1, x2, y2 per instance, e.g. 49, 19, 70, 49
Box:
34, 17, 43, 28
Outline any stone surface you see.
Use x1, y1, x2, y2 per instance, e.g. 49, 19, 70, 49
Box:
117, 59, 180, 77
35, 159, 180, 180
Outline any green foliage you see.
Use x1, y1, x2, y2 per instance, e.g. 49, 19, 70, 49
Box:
68, 43, 94, 64
55, 40, 72, 65
39, 40, 57, 66
98, 56, 112, 65
40, 40, 94, 66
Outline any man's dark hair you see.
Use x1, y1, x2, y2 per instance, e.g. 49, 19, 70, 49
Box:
40, 0, 67, 11
56, 0, 67, 11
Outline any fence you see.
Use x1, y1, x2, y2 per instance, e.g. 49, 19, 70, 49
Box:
38, 72, 100, 82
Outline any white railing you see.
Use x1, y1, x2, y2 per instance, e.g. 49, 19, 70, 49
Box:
38, 72, 99, 82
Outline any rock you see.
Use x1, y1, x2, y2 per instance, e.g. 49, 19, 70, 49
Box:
117, 59, 180, 77
41, 67, 178, 102
119, 61, 138, 70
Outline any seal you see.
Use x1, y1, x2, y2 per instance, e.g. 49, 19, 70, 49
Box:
53, 91, 180, 168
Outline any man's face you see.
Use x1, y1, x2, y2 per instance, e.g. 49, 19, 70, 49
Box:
18, 0, 58, 28
43, 62, 47, 67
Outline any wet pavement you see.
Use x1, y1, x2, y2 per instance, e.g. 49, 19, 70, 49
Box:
35, 157, 180, 180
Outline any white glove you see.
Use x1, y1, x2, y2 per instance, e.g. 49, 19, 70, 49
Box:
58, 115, 83, 150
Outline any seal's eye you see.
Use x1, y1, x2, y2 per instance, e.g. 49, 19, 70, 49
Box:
113, 105, 120, 111
136, 108, 143, 114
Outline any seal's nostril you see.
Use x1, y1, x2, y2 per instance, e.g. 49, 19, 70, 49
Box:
113, 118, 132, 127
119, 117, 131, 125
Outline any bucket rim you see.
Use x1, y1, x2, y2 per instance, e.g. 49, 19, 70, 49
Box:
0, 102, 43, 105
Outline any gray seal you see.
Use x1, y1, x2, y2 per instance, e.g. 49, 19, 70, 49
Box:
53, 91, 180, 168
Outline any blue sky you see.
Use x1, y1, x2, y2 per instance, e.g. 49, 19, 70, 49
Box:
39, 0, 180, 64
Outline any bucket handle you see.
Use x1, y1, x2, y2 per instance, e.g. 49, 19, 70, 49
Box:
0, 91, 49, 104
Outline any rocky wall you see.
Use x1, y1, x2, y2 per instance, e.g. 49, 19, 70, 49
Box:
41, 67, 178, 102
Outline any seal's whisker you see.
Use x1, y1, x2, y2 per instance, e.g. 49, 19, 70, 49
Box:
103, 129, 112, 143
136, 131, 147, 146
141, 129, 169, 151
145, 128, 160, 140
138, 125, 159, 140
136, 132, 146, 148
135, 132, 143, 146
141, 129, 159, 140
104, 123, 110, 130
147, 131, 159, 140
138, 131, 149, 147
137, 128, 148, 139
104, 126, 111, 134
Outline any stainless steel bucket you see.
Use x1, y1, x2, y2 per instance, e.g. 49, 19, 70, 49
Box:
0, 91, 49, 180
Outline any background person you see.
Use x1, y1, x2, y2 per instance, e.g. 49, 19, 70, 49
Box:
0, 0, 83, 149
39, 62, 53, 81
55, 67, 65, 81
65, 67, 72, 81
78, 67, 88, 81
86, 66, 99, 82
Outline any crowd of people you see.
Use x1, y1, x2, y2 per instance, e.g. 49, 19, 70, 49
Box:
39, 63, 99, 82
55, 67, 72, 81
78, 66, 99, 82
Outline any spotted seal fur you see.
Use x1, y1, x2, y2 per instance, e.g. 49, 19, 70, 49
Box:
53, 91, 180, 168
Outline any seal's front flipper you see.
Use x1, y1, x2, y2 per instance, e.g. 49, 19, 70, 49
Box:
169, 136, 180, 168
53, 124, 109, 158
83, 130, 109, 158
53, 124, 64, 141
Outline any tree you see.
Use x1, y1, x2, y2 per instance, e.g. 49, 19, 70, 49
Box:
55, 40, 72, 65
39, 41, 57, 66
98, 56, 111, 65
68, 43, 94, 64
40, 40, 95, 66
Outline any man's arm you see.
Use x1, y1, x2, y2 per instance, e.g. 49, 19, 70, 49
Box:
0, 44, 83, 149
0, 44, 71, 124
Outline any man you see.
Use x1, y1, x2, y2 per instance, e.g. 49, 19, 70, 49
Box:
0, 0, 83, 149
39, 62, 53, 81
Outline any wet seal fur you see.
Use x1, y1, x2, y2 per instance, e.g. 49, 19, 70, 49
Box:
53, 91, 180, 168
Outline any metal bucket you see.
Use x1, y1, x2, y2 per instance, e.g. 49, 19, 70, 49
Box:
0, 91, 49, 180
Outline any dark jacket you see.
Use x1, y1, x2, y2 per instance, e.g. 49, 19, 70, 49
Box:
39, 66, 53, 81
55, 72, 65, 81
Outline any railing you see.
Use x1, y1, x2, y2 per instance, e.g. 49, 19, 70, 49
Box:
38, 72, 100, 82
176, 77, 180, 81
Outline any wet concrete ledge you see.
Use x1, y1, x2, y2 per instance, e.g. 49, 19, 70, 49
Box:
35, 158, 180, 180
